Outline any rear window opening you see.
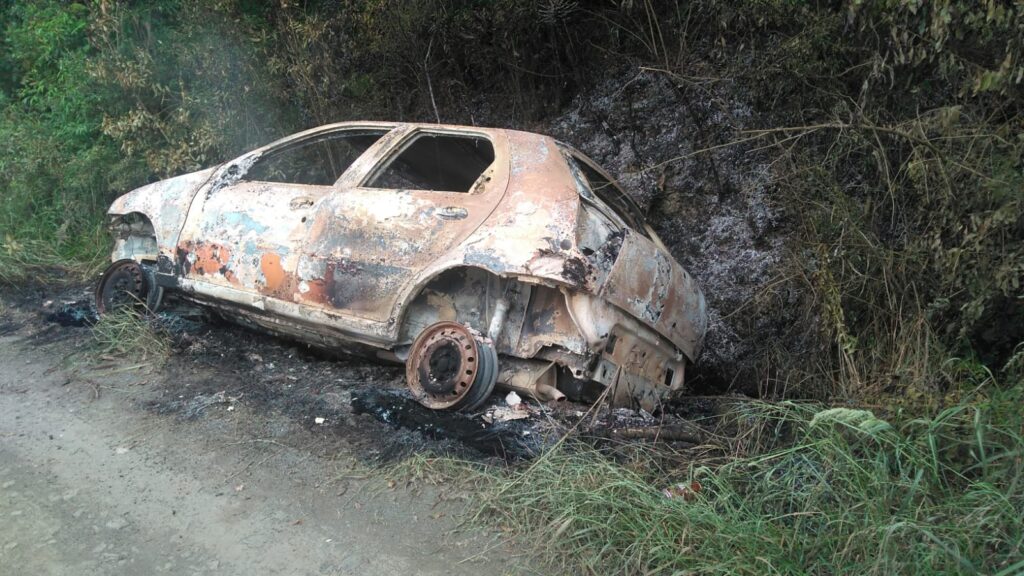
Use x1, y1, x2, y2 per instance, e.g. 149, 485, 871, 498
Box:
559, 144, 652, 240
367, 132, 495, 193
575, 158, 615, 195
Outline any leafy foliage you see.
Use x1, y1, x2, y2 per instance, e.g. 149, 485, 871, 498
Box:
0, 0, 295, 283
90, 0, 294, 176
0, 2, 120, 281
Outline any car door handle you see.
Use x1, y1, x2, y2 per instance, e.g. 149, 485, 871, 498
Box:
437, 206, 468, 220
290, 196, 315, 210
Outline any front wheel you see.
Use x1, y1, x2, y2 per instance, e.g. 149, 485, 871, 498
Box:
95, 259, 163, 314
405, 321, 498, 411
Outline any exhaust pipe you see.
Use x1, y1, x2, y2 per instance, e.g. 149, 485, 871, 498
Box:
495, 358, 566, 403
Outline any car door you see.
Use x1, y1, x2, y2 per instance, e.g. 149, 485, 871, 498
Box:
295, 126, 510, 324
175, 126, 391, 309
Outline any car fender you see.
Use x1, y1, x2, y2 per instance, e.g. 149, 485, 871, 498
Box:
108, 167, 217, 262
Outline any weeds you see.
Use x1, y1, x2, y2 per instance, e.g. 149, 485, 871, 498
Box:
0, 236, 107, 286
86, 308, 171, 370
465, 397, 1024, 575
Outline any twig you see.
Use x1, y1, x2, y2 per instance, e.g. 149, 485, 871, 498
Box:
609, 426, 703, 444
226, 447, 285, 481
424, 36, 440, 123
225, 437, 291, 448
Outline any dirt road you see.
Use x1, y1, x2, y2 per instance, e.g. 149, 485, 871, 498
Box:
0, 320, 524, 575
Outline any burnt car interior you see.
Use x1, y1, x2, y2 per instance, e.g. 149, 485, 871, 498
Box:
367, 132, 494, 192
244, 129, 386, 185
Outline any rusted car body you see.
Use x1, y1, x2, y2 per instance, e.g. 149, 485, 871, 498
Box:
99, 122, 707, 411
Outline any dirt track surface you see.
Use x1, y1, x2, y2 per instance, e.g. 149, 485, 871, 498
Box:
0, 296, 527, 575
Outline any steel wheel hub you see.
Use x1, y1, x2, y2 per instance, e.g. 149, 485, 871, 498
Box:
406, 322, 498, 411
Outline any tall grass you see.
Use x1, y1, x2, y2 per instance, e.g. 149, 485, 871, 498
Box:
0, 2, 125, 285
472, 396, 1024, 575
0, 232, 108, 286
88, 307, 171, 369
0, 1, 292, 285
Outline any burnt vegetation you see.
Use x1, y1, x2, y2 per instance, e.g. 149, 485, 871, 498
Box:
2, 1, 1023, 574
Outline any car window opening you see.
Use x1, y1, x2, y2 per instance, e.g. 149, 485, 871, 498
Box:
573, 158, 642, 228
367, 133, 495, 193
244, 129, 386, 186
561, 150, 650, 239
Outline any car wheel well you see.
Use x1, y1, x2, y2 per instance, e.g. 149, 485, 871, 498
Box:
397, 266, 506, 345
110, 212, 159, 262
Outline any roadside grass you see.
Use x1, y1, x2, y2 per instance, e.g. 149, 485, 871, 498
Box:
0, 168, 109, 286
84, 307, 172, 371
0, 234, 108, 286
398, 392, 1024, 575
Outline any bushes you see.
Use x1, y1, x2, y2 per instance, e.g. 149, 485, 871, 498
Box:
619, 0, 1024, 397
262, 0, 668, 121
0, 0, 296, 283
90, 0, 295, 176
0, 2, 119, 282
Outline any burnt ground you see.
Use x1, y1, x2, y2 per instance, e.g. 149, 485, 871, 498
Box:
0, 280, 748, 576
2, 286, 541, 575
4, 281, 734, 468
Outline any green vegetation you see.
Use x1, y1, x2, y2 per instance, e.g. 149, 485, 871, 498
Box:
404, 387, 1024, 574
87, 307, 171, 370
0, 1, 292, 283
1, 2, 113, 282
1, 1, 1021, 573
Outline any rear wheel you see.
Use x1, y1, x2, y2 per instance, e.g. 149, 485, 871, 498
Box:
405, 321, 498, 411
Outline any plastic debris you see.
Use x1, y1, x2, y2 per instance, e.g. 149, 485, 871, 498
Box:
662, 481, 703, 501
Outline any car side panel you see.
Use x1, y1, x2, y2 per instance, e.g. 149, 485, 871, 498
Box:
454, 132, 586, 286
597, 230, 707, 360
294, 128, 511, 324
175, 181, 326, 304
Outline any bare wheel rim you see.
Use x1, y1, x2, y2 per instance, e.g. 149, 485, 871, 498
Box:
406, 322, 498, 411
459, 339, 498, 411
95, 259, 151, 314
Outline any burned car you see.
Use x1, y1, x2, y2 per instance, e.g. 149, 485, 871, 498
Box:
97, 122, 707, 411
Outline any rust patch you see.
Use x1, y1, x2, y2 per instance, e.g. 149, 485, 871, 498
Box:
177, 240, 238, 285
260, 253, 287, 292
